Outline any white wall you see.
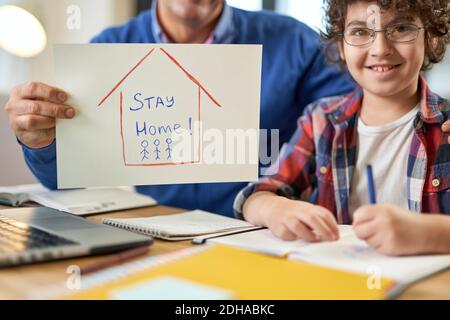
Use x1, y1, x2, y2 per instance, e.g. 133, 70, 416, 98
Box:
276, 0, 325, 32
0, 0, 135, 91
30, 0, 135, 85
227, 0, 262, 11
0, 95, 36, 186
427, 49, 450, 99
0, 0, 135, 186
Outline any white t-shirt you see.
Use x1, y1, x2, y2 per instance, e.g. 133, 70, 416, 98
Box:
348, 105, 420, 219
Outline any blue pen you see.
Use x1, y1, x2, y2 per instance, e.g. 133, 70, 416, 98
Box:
366, 165, 377, 204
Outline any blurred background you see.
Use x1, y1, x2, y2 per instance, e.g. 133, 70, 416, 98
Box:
0, 0, 449, 185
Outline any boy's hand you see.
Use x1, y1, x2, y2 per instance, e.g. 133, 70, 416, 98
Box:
444, 120, 450, 144
263, 198, 339, 242
353, 204, 426, 256
4, 82, 75, 149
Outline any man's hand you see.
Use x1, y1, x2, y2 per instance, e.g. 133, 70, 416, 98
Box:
352, 204, 428, 256
4, 82, 75, 149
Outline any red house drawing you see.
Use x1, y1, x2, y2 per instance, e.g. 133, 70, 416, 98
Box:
97, 47, 221, 167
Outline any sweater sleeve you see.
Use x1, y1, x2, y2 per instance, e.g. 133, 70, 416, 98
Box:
21, 140, 58, 189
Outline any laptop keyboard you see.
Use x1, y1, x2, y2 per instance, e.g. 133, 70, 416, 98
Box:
0, 214, 78, 254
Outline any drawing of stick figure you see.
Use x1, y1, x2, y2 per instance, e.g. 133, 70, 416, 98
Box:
153, 139, 161, 160
165, 138, 173, 160
140, 140, 149, 161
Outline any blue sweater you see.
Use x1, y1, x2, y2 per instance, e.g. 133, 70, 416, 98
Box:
22, 7, 355, 216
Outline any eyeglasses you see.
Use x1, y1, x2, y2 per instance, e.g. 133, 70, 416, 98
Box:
342, 23, 425, 47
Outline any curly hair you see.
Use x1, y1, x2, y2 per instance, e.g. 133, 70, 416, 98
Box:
321, 0, 450, 70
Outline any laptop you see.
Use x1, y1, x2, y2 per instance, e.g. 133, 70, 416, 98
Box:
0, 207, 153, 267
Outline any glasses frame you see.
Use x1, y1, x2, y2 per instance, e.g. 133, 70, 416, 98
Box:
341, 23, 425, 47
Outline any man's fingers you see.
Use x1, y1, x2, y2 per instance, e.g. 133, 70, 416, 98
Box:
12, 99, 74, 119
284, 216, 318, 242
13, 82, 67, 104
15, 114, 57, 131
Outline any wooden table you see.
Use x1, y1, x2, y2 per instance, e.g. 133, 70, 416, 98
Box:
0, 205, 449, 300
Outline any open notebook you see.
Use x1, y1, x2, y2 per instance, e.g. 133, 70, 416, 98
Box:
201, 225, 450, 285
102, 210, 260, 240
0, 184, 157, 216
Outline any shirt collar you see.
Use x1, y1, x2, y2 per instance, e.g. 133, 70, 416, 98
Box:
325, 75, 447, 125
324, 86, 363, 125
416, 76, 447, 124
151, 0, 235, 44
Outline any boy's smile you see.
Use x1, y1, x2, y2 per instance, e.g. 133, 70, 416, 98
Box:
365, 63, 402, 79
341, 2, 425, 99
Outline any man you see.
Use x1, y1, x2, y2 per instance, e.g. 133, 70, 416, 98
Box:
7, 0, 446, 216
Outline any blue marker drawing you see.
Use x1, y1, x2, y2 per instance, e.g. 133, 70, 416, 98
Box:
135, 121, 183, 137
140, 140, 150, 161
165, 138, 173, 160
154, 139, 161, 160
130, 94, 175, 112
130, 92, 144, 111
97, 47, 223, 168
166, 96, 175, 108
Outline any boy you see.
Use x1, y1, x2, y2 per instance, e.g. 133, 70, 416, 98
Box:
234, 0, 450, 256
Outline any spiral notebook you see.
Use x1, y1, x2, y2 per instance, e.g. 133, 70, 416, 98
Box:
102, 210, 259, 240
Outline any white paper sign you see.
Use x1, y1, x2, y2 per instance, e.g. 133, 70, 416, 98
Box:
53, 44, 262, 188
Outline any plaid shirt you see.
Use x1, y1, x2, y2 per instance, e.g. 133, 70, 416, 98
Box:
234, 77, 450, 224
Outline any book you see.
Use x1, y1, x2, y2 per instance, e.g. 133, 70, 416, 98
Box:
201, 225, 450, 286
60, 245, 396, 300
102, 210, 260, 241
0, 184, 157, 216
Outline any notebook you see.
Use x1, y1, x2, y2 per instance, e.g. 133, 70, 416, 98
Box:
202, 225, 450, 285
60, 245, 396, 300
0, 184, 157, 216
102, 210, 260, 240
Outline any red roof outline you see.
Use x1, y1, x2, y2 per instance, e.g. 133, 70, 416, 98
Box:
98, 47, 222, 108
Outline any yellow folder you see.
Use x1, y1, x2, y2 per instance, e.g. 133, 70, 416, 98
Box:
66, 245, 395, 300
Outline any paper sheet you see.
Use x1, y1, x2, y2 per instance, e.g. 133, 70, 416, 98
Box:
289, 230, 450, 283
53, 44, 262, 188
208, 225, 354, 256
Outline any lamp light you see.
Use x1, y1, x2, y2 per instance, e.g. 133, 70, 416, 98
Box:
0, 5, 47, 58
